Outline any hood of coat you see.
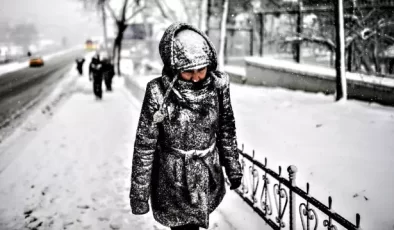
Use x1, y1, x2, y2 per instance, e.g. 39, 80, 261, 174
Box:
153, 23, 229, 124
159, 22, 218, 76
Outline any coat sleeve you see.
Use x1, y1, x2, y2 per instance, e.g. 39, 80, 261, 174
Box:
130, 81, 160, 214
216, 74, 243, 183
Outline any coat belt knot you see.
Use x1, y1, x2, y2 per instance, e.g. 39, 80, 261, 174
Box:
170, 141, 216, 205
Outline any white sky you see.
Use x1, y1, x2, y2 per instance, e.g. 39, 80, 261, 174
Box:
0, 0, 103, 45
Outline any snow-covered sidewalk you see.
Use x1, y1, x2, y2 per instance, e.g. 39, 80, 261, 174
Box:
0, 64, 270, 229
122, 58, 394, 230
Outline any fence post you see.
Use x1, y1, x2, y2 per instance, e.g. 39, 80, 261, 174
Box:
250, 28, 254, 56
288, 165, 298, 230
259, 12, 264, 56
334, 0, 347, 101
296, 1, 303, 63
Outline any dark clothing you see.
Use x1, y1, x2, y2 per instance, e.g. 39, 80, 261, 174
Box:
76, 58, 85, 76
388, 59, 394, 74
88, 56, 103, 99
130, 23, 242, 229
89, 56, 100, 81
90, 62, 103, 99
171, 225, 199, 230
101, 60, 115, 91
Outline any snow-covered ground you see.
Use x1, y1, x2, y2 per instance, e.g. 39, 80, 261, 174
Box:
0, 60, 270, 230
122, 58, 394, 230
0, 45, 83, 77
0, 55, 393, 229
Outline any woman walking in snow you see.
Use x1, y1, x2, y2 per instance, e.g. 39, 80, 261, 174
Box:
130, 22, 243, 230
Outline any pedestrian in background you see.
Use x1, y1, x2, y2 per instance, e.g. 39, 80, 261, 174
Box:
130, 22, 243, 230
101, 56, 115, 91
75, 57, 85, 76
89, 53, 103, 99
89, 53, 100, 81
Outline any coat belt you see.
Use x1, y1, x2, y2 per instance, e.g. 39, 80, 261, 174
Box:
168, 141, 216, 205
170, 141, 216, 159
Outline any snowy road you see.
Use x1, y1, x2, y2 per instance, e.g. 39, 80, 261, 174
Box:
0, 49, 84, 139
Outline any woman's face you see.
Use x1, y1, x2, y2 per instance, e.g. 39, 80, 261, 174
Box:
180, 67, 207, 82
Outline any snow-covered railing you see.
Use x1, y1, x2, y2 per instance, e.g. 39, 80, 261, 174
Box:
227, 145, 362, 230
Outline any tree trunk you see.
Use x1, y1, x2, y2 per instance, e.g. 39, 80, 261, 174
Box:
112, 34, 121, 75
117, 35, 123, 76
200, 0, 208, 32
347, 43, 353, 71
206, 0, 211, 36
101, 3, 110, 55
218, 0, 229, 71
373, 35, 381, 73
354, 41, 373, 74
112, 39, 118, 64
115, 24, 127, 76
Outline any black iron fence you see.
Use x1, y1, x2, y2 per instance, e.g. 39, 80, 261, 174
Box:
226, 145, 362, 230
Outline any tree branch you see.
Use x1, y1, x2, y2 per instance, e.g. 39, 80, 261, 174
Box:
180, 0, 192, 23
360, 9, 376, 27
127, 0, 136, 10
162, 0, 178, 20
344, 14, 363, 28
378, 33, 394, 43
105, 2, 119, 22
121, 0, 130, 21
284, 35, 336, 51
153, 0, 175, 21
126, 6, 146, 22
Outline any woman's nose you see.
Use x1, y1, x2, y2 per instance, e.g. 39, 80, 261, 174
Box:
191, 73, 200, 82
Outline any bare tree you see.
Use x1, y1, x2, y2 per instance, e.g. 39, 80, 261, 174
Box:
153, 0, 204, 27
153, 0, 177, 22
105, 0, 146, 75
78, 0, 146, 75
78, 0, 110, 54
284, 5, 394, 75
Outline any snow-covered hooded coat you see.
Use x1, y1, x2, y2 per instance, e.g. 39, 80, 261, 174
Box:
130, 22, 242, 229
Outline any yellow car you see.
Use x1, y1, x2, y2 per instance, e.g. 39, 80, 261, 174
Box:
85, 40, 97, 51
29, 56, 44, 67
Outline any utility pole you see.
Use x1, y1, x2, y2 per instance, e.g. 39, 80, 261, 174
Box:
334, 0, 347, 101
218, 0, 229, 71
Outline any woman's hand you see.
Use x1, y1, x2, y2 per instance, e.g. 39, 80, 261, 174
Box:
131, 200, 150, 215
229, 177, 242, 190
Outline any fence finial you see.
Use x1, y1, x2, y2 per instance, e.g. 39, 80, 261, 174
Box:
287, 165, 298, 230
356, 213, 361, 229
287, 165, 298, 180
